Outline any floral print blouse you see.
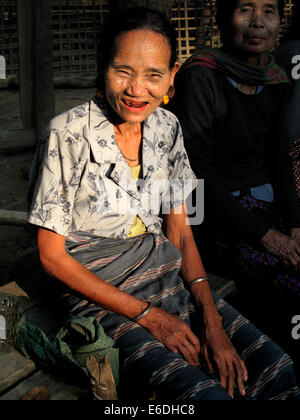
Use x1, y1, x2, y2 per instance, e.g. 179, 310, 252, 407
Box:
28, 97, 197, 239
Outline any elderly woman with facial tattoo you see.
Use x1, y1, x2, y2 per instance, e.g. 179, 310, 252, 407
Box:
171, 0, 300, 300
28, 7, 300, 400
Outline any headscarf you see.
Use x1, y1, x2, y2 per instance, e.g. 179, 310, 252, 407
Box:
180, 48, 290, 85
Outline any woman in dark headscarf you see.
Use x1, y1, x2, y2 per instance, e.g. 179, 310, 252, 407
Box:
171, 0, 300, 298
275, 1, 300, 197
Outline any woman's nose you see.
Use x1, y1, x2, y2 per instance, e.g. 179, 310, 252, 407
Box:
126, 76, 147, 97
250, 11, 265, 28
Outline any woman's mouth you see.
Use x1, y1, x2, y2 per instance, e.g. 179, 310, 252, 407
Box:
246, 36, 267, 44
121, 99, 149, 113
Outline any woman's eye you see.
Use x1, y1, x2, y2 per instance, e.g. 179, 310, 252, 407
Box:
240, 7, 251, 13
265, 8, 275, 15
117, 70, 131, 77
149, 73, 161, 80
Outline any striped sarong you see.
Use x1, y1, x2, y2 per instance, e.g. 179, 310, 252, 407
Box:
61, 232, 300, 400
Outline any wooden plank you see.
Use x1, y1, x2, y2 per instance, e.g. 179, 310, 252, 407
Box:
0, 351, 36, 394
0, 210, 28, 227
0, 129, 36, 154
0, 281, 41, 313
0, 370, 87, 401
208, 273, 237, 299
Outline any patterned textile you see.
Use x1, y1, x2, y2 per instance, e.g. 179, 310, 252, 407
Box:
290, 138, 300, 198
197, 190, 300, 296
28, 97, 196, 239
16, 316, 119, 387
181, 48, 290, 86
60, 232, 300, 400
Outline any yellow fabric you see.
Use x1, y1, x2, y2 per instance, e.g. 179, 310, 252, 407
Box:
127, 166, 147, 238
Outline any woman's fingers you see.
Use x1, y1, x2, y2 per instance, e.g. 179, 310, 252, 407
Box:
233, 357, 248, 397
202, 344, 214, 374
217, 359, 229, 393
176, 326, 201, 366
147, 309, 201, 366
176, 338, 200, 366
227, 363, 236, 399
213, 350, 248, 398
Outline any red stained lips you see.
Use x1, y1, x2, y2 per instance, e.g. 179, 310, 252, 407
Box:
121, 99, 149, 113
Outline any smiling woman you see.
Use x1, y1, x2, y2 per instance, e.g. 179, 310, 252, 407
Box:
26, 6, 300, 401
104, 29, 178, 124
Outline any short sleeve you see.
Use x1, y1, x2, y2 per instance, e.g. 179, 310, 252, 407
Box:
28, 129, 80, 236
163, 118, 197, 210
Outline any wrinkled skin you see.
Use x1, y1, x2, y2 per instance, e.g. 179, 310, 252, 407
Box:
222, 0, 281, 65
105, 29, 179, 125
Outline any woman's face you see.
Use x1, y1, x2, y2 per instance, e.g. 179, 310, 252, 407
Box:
105, 29, 179, 124
224, 0, 281, 59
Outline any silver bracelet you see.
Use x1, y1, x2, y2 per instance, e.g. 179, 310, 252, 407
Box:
189, 277, 209, 288
132, 302, 152, 322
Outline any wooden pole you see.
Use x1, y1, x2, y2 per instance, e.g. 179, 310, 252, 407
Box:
17, 0, 55, 141
17, 0, 35, 130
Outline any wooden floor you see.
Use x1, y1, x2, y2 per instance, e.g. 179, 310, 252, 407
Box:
0, 274, 236, 400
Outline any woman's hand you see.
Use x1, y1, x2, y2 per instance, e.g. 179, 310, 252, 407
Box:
201, 319, 248, 399
138, 307, 201, 367
261, 229, 300, 269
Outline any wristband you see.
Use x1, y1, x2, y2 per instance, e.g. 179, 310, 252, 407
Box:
189, 277, 209, 288
132, 302, 152, 322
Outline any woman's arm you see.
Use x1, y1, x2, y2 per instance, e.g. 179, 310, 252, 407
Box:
163, 205, 248, 398
37, 227, 201, 367
38, 228, 149, 319
163, 204, 221, 323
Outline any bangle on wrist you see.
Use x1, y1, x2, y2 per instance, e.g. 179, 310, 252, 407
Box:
189, 277, 209, 288
132, 302, 152, 322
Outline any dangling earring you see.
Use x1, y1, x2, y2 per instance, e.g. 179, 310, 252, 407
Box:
163, 95, 170, 105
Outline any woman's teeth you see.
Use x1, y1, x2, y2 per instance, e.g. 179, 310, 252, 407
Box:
123, 100, 147, 108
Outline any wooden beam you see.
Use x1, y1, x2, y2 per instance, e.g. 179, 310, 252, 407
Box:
0, 210, 28, 227
17, 0, 35, 130
17, 0, 55, 140
0, 351, 36, 395
34, 0, 55, 139
0, 370, 86, 401
0, 129, 36, 154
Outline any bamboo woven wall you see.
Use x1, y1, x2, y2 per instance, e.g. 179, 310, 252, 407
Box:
0, 0, 18, 76
51, 0, 109, 76
0, 0, 296, 79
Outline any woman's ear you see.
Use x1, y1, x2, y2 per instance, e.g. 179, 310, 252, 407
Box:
168, 85, 175, 99
170, 61, 180, 85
